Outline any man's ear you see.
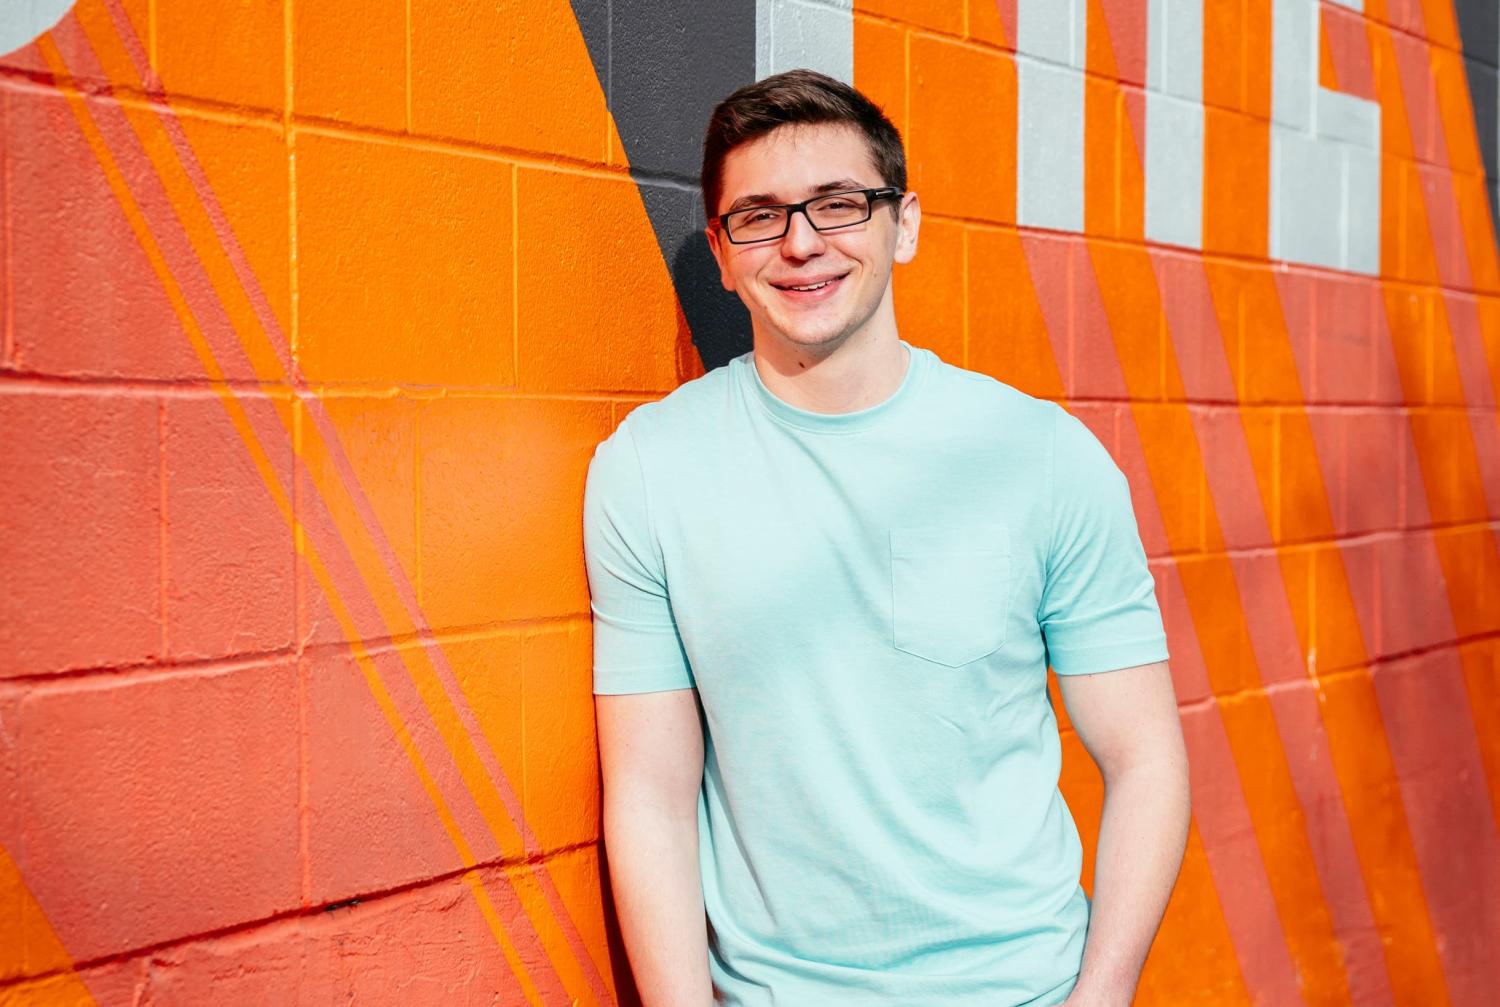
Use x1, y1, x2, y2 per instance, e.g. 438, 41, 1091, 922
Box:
705, 224, 737, 292
893, 191, 920, 266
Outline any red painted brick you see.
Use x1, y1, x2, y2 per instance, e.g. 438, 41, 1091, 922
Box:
1390, 30, 1441, 165
143, 867, 538, 1005
4, 90, 202, 381
1337, 410, 1404, 537
1192, 405, 1273, 551
1310, 543, 1376, 674
1322, 2, 1376, 100
522, 623, 599, 851
1067, 240, 1130, 401
1156, 252, 1233, 401
1310, 274, 1378, 403
1097, 0, 1147, 88
417, 398, 613, 630
1374, 532, 1454, 659
1230, 552, 1306, 684
1151, 559, 1214, 704
0, 391, 161, 677
13, 661, 300, 959
305, 644, 473, 906
165, 395, 295, 660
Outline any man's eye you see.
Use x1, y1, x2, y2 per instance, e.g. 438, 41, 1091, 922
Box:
746, 209, 781, 223
821, 199, 855, 210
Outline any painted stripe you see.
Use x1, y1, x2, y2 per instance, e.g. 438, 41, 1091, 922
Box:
1016, 0, 1086, 231
82, 4, 618, 1002
756, 0, 853, 83
1144, 0, 1204, 248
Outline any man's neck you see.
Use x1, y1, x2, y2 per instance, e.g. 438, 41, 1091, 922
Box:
751, 326, 911, 416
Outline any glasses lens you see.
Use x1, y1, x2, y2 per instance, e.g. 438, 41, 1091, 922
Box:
727, 206, 788, 242
808, 191, 871, 228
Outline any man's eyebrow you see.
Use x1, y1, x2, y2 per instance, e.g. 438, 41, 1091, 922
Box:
723, 178, 871, 214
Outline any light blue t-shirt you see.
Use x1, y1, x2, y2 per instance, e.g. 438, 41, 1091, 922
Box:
582, 340, 1168, 1006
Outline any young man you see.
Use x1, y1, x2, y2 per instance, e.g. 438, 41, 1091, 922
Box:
583, 69, 1190, 1007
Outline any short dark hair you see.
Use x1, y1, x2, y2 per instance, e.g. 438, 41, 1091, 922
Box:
700, 69, 907, 220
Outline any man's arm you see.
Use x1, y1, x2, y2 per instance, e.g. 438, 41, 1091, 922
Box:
596, 688, 714, 1006
1056, 659, 1190, 1007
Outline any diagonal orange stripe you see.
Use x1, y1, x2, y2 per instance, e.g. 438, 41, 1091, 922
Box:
30, 35, 551, 1007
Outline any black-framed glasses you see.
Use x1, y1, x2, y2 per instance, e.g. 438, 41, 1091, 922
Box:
714, 186, 902, 244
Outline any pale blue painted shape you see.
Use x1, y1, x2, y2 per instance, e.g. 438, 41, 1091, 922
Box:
1, 0, 76, 54
1018, 0, 1086, 68
1016, 56, 1085, 232
1146, 94, 1205, 248
756, 0, 853, 84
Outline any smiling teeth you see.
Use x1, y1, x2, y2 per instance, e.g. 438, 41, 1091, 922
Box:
788, 280, 832, 291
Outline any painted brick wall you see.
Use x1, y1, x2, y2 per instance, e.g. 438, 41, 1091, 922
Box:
2, 0, 1499, 1004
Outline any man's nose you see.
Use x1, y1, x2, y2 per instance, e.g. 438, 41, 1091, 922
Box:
780, 207, 827, 256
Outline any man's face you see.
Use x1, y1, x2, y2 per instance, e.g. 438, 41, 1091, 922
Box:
705, 122, 919, 355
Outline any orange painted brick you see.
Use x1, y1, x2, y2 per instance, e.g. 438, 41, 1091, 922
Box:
297, 133, 514, 388
503, 844, 622, 1005
967, 0, 1011, 49
1202, 107, 1269, 259
1407, 409, 1490, 526
857, 0, 963, 37
1381, 286, 1431, 401
13, 662, 300, 959
410, 0, 606, 163
1128, 403, 1205, 556
165, 395, 296, 660
908, 34, 1014, 224
893, 215, 964, 365
293, 0, 405, 129
297, 396, 419, 646
514, 167, 681, 393
417, 397, 612, 630
853, 14, 908, 144
1097, 0, 1148, 88
1239, 267, 1307, 405
522, 623, 599, 851
1192, 406, 1273, 551
155, 0, 284, 110
0, 391, 161, 677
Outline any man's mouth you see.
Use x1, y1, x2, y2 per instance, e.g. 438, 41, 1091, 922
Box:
771, 272, 849, 293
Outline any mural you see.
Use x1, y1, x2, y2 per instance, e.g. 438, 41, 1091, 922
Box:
2, 0, 1499, 1003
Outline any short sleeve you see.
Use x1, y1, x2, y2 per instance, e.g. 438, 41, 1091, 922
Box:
1038, 406, 1169, 675
582, 419, 696, 695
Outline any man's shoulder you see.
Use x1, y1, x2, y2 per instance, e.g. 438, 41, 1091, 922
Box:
921, 349, 1063, 431
601, 355, 740, 463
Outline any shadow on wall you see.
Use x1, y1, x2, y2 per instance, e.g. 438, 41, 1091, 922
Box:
672, 223, 752, 372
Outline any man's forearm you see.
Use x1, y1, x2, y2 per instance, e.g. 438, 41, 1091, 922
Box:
604, 794, 714, 1006
1067, 758, 1191, 1006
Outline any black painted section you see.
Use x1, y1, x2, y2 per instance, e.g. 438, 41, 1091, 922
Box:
1456, 0, 1500, 242
570, 0, 756, 371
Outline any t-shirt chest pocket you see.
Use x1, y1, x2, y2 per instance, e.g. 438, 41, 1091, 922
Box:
889, 523, 1014, 667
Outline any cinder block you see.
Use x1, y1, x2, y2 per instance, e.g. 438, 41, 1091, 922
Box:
522, 623, 600, 851
1379, 286, 1429, 401
908, 34, 1015, 223
1017, 0, 1085, 68
1270, 127, 1344, 272
1174, 557, 1259, 695
1270, 0, 1316, 130
501, 844, 621, 1005
969, 0, 1014, 49
1016, 56, 1085, 232
1121, 404, 1202, 557
1374, 532, 1455, 658
304, 643, 482, 907
297, 133, 514, 388
293, 0, 405, 129
1099, 0, 1147, 88
417, 397, 612, 630
1310, 274, 1378, 403
893, 215, 964, 365
1150, 559, 1213, 703
1390, 30, 1440, 164
1201, 107, 1269, 258
0, 391, 161, 677
410, 0, 606, 163
1407, 410, 1489, 526
757, 0, 854, 83
1311, 542, 1376, 673
515, 168, 682, 394
5, 90, 202, 381
1067, 239, 1130, 401
165, 395, 296, 661
1322, 2, 1376, 99
966, 229, 1065, 397
856, 0, 963, 36
155, 0, 284, 110
1339, 410, 1403, 536
852, 14, 908, 142
296, 396, 419, 647
13, 661, 300, 959
1144, 92, 1204, 250
1191, 405, 1273, 551
1277, 410, 1338, 544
